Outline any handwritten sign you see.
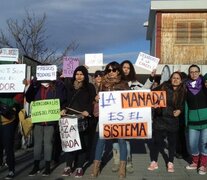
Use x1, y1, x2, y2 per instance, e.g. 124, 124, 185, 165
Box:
85, 53, 103, 66
99, 90, 166, 139
31, 99, 60, 123
36, 65, 57, 81
0, 64, 26, 93
63, 56, 79, 77
59, 117, 82, 152
0, 48, 19, 62
135, 52, 160, 72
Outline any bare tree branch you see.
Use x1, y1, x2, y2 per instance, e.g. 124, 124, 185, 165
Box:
0, 10, 78, 65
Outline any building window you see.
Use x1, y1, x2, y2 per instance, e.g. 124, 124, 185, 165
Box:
175, 20, 204, 44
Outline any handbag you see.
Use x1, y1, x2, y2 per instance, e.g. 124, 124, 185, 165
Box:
0, 103, 16, 120
18, 109, 33, 137
68, 90, 89, 132
77, 117, 89, 132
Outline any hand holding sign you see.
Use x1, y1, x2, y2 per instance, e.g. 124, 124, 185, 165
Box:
135, 52, 160, 72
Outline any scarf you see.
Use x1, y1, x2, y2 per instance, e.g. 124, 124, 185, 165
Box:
73, 80, 83, 90
187, 77, 202, 95
102, 74, 121, 90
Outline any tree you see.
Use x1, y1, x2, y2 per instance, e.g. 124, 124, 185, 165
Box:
0, 11, 78, 66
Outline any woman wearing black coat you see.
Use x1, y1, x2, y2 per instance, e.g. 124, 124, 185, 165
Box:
148, 71, 186, 173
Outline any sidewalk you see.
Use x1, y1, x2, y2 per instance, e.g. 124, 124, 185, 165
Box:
0, 140, 206, 180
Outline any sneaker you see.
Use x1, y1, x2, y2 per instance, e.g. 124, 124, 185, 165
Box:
74, 168, 83, 178
186, 163, 197, 170
198, 166, 207, 175
112, 163, 119, 172
5, 171, 15, 179
28, 167, 40, 176
42, 169, 50, 176
148, 161, 158, 171
62, 167, 72, 177
126, 162, 134, 173
167, 162, 174, 173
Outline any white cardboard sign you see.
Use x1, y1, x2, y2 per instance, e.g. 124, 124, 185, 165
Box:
59, 117, 82, 152
0, 48, 19, 62
85, 53, 103, 66
135, 52, 160, 72
36, 65, 57, 81
0, 64, 26, 93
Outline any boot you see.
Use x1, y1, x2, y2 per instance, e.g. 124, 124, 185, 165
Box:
91, 160, 101, 178
186, 155, 199, 170
199, 155, 207, 175
29, 160, 40, 176
118, 161, 126, 179
112, 149, 120, 172
126, 157, 134, 173
42, 161, 50, 176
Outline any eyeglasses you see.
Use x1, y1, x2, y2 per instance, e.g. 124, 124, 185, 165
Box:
107, 68, 117, 73
190, 71, 199, 74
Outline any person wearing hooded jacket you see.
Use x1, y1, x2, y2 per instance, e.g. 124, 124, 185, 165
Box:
61, 65, 96, 178
25, 78, 67, 177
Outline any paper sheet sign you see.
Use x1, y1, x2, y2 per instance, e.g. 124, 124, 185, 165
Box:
31, 99, 60, 123
0, 64, 26, 93
36, 65, 57, 81
135, 52, 160, 72
59, 117, 82, 152
98, 90, 166, 139
85, 53, 103, 66
63, 56, 79, 77
0, 48, 19, 62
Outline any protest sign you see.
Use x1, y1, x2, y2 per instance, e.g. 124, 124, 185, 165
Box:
85, 53, 103, 66
0, 48, 19, 62
63, 56, 79, 77
36, 65, 57, 81
99, 90, 166, 139
135, 52, 160, 72
59, 116, 82, 152
31, 99, 60, 123
0, 64, 26, 93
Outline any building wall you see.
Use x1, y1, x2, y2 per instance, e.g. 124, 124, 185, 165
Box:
160, 12, 207, 64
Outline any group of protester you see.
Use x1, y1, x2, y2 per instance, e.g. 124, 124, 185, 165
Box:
0, 61, 207, 179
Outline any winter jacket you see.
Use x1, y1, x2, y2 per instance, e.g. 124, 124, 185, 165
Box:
185, 85, 207, 130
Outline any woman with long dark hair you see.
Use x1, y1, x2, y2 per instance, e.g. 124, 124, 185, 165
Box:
111, 60, 155, 173
148, 71, 186, 173
91, 61, 129, 179
61, 66, 96, 178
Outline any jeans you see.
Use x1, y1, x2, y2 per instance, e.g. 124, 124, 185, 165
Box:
113, 141, 131, 160
188, 128, 207, 155
95, 138, 127, 161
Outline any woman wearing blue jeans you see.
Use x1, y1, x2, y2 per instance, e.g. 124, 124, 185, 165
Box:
91, 61, 129, 179
185, 64, 207, 175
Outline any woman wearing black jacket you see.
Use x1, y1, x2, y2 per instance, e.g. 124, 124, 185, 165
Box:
61, 65, 96, 178
147, 71, 186, 173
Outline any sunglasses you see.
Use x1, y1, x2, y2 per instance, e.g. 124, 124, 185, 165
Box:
107, 68, 117, 73
95, 74, 103, 78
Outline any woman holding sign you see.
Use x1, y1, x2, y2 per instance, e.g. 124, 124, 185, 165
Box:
61, 65, 96, 178
148, 71, 186, 173
91, 61, 129, 179
111, 60, 155, 173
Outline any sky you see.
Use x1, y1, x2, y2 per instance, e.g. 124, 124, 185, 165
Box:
0, 0, 151, 64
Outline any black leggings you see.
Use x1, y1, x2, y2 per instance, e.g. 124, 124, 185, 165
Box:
150, 129, 177, 163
